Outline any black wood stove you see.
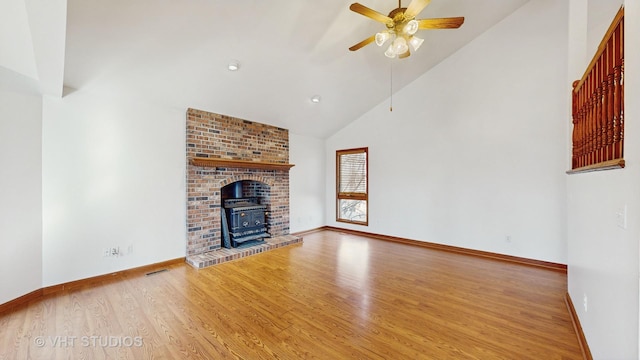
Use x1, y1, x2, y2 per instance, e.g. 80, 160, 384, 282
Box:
221, 197, 269, 248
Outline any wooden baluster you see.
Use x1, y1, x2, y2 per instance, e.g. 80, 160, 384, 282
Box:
589, 73, 597, 166
599, 57, 606, 163
619, 19, 624, 159
595, 58, 603, 164
613, 24, 622, 159
595, 77, 600, 164
583, 85, 589, 166
591, 62, 596, 165
579, 86, 588, 167
620, 57, 624, 158
601, 57, 608, 162
600, 47, 611, 161
576, 86, 583, 167
584, 84, 590, 166
613, 66, 620, 159
607, 38, 615, 161
571, 80, 580, 169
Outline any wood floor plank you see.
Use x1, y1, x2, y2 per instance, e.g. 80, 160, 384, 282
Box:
0, 230, 582, 359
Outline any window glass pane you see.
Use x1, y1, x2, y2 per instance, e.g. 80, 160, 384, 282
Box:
338, 199, 367, 223
339, 152, 367, 193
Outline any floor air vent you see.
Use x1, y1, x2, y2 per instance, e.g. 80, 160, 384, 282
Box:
145, 269, 168, 276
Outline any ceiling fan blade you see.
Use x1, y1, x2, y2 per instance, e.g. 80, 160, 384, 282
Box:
350, 3, 393, 25
418, 17, 465, 29
398, 49, 411, 59
404, 0, 431, 20
349, 35, 376, 51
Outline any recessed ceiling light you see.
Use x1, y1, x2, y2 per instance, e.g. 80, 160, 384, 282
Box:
311, 95, 321, 103
228, 61, 239, 71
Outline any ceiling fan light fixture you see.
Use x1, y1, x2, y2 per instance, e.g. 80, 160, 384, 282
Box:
403, 19, 419, 35
391, 37, 408, 55
409, 36, 424, 51
375, 31, 391, 46
384, 45, 397, 58
347, 1, 465, 60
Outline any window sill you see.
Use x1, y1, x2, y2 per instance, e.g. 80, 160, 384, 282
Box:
336, 219, 368, 226
566, 158, 625, 174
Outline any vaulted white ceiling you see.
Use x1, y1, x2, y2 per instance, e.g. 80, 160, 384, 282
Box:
0, 0, 66, 95
2, 0, 530, 138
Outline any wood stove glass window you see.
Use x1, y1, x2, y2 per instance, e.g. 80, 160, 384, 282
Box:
336, 147, 368, 225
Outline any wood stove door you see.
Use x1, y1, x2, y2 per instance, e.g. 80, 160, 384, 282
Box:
231, 210, 265, 231
251, 210, 265, 228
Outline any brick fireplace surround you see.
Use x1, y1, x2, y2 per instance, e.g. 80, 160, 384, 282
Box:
185, 108, 302, 269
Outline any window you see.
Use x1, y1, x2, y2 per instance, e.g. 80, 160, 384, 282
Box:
336, 147, 368, 225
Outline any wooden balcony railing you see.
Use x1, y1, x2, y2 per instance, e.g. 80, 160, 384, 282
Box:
569, 7, 624, 173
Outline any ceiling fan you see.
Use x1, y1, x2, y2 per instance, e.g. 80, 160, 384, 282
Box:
348, 0, 465, 59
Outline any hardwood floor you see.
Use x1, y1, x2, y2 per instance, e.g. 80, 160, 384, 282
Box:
0, 230, 582, 359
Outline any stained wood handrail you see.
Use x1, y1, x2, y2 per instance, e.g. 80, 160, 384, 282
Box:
570, 6, 624, 173
189, 157, 295, 171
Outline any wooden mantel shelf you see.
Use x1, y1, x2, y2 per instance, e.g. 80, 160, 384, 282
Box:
189, 157, 295, 171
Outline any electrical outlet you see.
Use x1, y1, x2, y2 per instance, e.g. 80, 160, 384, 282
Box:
506, 235, 512, 243
111, 247, 120, 256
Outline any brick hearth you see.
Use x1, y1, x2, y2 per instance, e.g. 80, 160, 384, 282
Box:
186, 235, 302, 268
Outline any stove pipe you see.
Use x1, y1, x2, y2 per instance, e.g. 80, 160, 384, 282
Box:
224, 181, 243, 199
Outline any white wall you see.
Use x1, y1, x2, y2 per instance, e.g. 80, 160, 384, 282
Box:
289, 133, 325, 233
567, 0, 640, 358
42, 90, 186, 286
0, 72, 43, 304
39, 89, 328, 286
326, 0, 569, 264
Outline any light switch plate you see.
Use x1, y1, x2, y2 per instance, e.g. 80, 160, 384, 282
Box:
616, 204, 627, 229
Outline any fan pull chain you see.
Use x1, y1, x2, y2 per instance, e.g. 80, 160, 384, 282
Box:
389, 61, 393, 112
